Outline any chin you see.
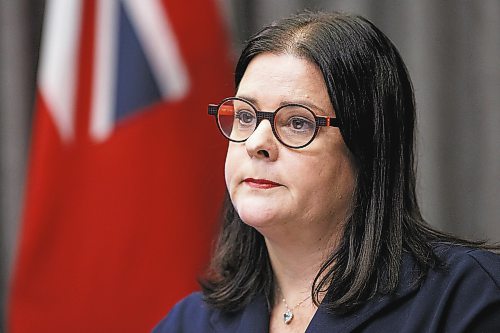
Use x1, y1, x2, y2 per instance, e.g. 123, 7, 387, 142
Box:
234, 200, 280, 229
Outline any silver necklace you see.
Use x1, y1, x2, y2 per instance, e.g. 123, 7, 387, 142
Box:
279, 289, 312, 325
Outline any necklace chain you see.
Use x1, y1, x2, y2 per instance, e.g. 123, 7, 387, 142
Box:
281, 294, 311, 310
277, 287, 311, 325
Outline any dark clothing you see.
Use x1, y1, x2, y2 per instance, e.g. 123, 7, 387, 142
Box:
153, 245, 500, 332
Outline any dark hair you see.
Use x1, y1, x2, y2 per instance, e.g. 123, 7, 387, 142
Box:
200, 11, 491, 314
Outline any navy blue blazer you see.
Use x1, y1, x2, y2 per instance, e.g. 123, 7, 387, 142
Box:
153, 245, 500, 332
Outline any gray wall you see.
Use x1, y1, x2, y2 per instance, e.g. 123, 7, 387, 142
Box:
1, 1, 44, 331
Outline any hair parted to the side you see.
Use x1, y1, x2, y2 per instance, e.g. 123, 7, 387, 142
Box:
200, 11, 491, 314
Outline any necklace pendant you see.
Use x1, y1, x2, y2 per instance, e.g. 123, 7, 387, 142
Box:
284, 309, 294, 324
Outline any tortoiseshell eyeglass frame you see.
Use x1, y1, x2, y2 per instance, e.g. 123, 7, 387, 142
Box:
208, 97, 340, 149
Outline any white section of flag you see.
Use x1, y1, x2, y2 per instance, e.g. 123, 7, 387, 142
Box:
89, 0, 119, 141
123, 0, 190, 100
38, 0, 82, 142
89, 0, 190, 142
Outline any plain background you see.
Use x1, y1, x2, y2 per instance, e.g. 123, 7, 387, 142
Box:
1, 0, 499, 331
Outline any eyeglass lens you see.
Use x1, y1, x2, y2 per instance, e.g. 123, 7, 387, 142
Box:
217, 98, 317, 147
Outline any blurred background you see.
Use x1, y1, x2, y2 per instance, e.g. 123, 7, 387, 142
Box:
1, 0, 499, 332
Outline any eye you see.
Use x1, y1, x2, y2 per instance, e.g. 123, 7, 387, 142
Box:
287, 116, 314, 131
235, 110, 255, 125
291, 118, 305, 129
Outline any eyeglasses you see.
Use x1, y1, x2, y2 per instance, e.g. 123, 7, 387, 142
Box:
208, 97, 339, 149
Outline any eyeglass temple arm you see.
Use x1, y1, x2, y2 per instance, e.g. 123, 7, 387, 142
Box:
317, 116, 340, 128
208, 104, 218, 115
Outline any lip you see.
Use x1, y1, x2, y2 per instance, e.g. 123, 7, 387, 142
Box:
244, 178, 282, 189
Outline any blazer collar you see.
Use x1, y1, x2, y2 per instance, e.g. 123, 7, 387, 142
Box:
210, 294, 270, 332
210, 253, 419, 332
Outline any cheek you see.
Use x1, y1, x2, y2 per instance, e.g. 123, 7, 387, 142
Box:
224, 160, 232, 191
301, 149, 355, 204
224, 143, 239, 192
321, 153, 356, 204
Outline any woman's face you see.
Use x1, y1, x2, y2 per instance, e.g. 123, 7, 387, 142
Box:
225, 53, 356, 234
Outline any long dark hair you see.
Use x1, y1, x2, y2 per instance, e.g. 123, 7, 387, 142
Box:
200, 11, 491, 314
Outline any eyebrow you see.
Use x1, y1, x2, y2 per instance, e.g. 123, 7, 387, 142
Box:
235, 95, 330, 116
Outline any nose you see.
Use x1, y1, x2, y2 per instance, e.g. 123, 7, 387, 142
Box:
245, 119, 279, 160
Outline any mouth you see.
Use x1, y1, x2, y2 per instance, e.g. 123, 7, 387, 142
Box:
243, 178, 282, 189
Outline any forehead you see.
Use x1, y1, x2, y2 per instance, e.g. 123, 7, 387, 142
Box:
236, 53, 333, 116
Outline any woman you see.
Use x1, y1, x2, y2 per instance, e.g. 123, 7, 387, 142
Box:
154, 11, 500, 332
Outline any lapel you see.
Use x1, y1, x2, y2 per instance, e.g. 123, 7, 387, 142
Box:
209, 253, 419, 332
210, 294, 270, 332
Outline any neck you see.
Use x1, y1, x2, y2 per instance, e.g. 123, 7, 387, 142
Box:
259, 217, 344, 306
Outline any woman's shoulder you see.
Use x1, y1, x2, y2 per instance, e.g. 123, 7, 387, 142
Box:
152, 292, 213, 333
409, 244, 500, 331
358, 244, 500, 332
431, 243, 500, 284
418, 243, 500, 297
152, 291, 268, 333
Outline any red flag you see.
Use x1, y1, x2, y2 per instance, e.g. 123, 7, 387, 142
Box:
8, 0, 232, 332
